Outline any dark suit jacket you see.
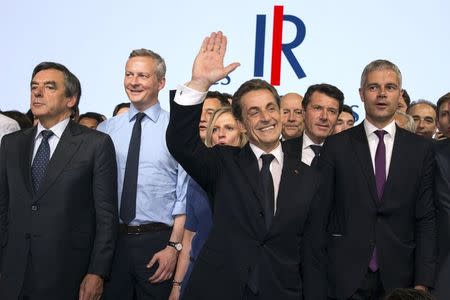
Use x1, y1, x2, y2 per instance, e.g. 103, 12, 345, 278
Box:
0, 121, 118, 300
166, 100, 324, 300
432, 139, 450, 300
318, 123, 436, 299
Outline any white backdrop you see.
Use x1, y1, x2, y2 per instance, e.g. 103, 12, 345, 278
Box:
1, 0, 449, 121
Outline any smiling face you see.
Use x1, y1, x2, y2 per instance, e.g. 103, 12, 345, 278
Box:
124, 56, 165, 111
240, 89, 281, 152
359, 69, 401, 128
409, 103, 437, 138
303, 91, 339, 144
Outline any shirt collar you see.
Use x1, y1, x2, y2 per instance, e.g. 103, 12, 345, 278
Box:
35, 118, 70, 140
364, 118, 396, 138
302, 132, 323, 150
249, 142, 283, 165
128, 102, 161, 123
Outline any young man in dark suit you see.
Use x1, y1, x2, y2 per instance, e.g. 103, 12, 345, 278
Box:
166, 31, 324, 300
0, 62, 118, 300
319, 59, 436, 299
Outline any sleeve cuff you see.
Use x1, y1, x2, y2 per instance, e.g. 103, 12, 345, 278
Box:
174, 84, 207, 106
172, 201, 186, 216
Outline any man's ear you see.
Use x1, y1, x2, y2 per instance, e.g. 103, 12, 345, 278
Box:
67, 95, 77, 109
158, 77, 166, 91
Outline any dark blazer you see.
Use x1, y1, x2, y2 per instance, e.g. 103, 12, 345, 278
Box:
432, 139, 450, 300
319, 123, 436, 299
0, 121, 118, 300
284, 134, 304, 162
166, 100, 324, 300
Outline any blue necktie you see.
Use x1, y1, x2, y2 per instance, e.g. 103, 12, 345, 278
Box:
31, 130, 53, 192
120, 112, 145, 224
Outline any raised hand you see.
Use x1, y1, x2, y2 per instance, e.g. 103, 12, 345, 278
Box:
187, 31, 240, 92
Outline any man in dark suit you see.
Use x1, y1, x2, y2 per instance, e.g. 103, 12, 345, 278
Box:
432, 139, 450, 300
166, 31, 324, 300
0, 62, 118, 300
284, 84, 344, 166
319, 60, 436, 299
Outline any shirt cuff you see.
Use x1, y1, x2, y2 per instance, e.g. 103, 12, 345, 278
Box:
174, 84, 207, 106
172, 200, 186, 216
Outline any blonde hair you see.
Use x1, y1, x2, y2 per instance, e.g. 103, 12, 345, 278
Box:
205, 107, 247, 148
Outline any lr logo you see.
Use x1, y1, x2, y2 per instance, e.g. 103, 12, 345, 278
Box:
254, 5, 306, 86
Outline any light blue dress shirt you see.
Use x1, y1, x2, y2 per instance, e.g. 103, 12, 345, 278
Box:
97, 102, 188, 226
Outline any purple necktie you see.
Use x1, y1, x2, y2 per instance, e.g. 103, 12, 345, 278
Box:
369, 130, 387, 272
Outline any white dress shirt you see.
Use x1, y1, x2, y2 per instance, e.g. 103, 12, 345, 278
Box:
32, 118, 70, 163
250, 143, 283, 213
301, 132, 324, 166
363, 119, 396, 177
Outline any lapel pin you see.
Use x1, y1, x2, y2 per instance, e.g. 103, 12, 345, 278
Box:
294, 169, 299, 175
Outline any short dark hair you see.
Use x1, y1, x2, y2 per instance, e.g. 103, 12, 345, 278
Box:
2, 110, 33, 129
31, 62, 82, 110
302, 83, 344, 113
232, 79, 280, 121
402, 89, 411, 107
206, 91, 230, 107
78, 112, 105, 125
113, 102, 130, 116
437, 92, 450, 119
385, 288, 434, 300
341, 104, 355, 121
407, 99, 437, 117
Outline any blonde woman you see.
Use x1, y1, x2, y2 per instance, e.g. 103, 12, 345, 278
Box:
205, 107, 247, 148
169, 106, 246, 300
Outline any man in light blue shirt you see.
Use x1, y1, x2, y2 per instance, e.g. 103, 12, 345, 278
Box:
98, 49, 188, 300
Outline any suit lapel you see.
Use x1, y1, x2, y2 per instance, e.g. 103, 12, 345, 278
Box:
19, 127, 37, 197
350, 124, 379, 207
236, 144, 265, 211
34, 121, 83, 202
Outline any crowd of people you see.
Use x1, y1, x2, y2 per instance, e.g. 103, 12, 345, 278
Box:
0, 31, 449, 300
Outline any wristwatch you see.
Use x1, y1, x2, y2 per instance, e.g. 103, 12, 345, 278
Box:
167, 241, 183, 251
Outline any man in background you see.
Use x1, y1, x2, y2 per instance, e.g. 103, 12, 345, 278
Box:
280, 92, 304, 140
407, 100, 437, 139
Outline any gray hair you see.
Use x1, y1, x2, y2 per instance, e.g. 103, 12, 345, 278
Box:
129, 49, 166, 80
360, 59, 402, 88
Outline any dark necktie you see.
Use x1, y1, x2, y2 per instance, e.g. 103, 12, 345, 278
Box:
310, 144, 322, 167
120, 112, 145, 224
260, 154, 275, 230
31, 130, 54, 192
369, 130, 387, 272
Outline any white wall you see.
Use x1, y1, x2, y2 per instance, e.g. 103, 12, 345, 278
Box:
1, 0, 449, 121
